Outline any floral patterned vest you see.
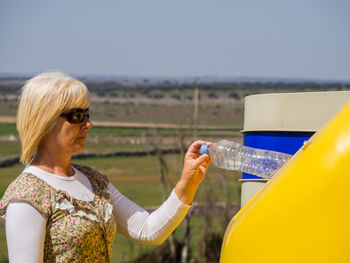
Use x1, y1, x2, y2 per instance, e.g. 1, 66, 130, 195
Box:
0, 164, 117, 262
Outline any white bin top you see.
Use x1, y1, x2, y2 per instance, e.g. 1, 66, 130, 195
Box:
243, 91, 350, 132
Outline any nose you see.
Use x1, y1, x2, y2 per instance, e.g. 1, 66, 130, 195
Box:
82, 117, 93, 130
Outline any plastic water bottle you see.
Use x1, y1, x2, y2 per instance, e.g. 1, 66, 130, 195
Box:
200, 139, 292, 179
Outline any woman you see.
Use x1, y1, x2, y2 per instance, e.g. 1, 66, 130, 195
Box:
0, 72, 211, 262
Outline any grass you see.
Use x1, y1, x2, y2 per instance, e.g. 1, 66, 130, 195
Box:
87, 126, 240, 137
0, 99, 18, 117
0, 123, 239, 137
0, 225, 8, 263
0, 97, 244, 127
0, 123, 242, 159
0, 124, 17, 136
89, 101, 244, 126
0, 141, 20, 158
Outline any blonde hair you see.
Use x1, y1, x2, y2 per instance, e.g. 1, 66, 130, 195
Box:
17, 72, 91, 164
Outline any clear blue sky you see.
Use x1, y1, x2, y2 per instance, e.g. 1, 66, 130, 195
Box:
0, 0, 349, 81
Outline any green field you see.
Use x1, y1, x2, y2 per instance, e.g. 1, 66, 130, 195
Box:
0, 123, 241, 160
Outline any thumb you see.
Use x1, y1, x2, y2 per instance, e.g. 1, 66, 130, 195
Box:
194, 154, 209, 166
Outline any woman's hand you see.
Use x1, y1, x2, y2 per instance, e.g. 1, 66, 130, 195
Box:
174, 140, 212, 205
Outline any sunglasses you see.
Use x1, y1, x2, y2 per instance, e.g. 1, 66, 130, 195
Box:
60, 108, 90, 123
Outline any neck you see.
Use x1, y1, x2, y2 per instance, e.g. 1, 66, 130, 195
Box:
30, 146, 74, 177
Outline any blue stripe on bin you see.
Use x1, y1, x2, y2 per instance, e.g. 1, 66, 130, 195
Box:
242, 131, 314, 179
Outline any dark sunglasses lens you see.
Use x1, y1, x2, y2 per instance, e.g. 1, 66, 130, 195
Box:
70, 112, 85, 123
61, 109, 89, 123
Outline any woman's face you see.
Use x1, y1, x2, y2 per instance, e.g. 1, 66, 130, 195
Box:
41, 110, 92, 156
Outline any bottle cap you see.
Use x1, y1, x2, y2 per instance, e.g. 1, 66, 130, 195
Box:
200, 144, 210, 155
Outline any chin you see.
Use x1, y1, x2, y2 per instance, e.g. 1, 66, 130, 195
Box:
74, 144, 85, 153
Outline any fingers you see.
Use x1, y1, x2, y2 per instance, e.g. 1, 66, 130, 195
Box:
187, 140, 213, 154
194, 153, 210, 166
187, 140, 206, 153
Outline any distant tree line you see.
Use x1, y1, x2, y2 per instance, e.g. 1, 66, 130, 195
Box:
60, 81, 350, 101
84, 81, 350, 93
1, 78, 349, 96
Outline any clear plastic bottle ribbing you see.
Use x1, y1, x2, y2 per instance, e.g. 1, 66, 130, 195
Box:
200, 139, 292, 179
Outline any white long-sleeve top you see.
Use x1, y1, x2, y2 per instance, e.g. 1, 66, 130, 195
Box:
6, 165, 190, 263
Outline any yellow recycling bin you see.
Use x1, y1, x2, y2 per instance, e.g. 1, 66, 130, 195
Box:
220, 100, 350, 263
